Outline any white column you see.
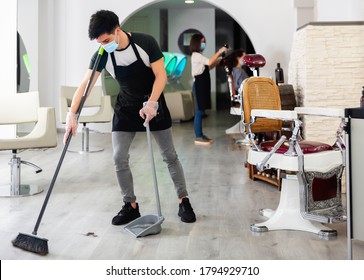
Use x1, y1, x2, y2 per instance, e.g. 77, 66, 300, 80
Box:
294, 0, 314, 28
316, 0, 364, 21
0, 0, 17, 138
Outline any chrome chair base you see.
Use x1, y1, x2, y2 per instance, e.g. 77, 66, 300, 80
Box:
250, 176, 337, 238
67, 126, 104, 154
0, 184, 44, 198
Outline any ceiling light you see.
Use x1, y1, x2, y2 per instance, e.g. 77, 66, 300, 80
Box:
185, 0, 195, 4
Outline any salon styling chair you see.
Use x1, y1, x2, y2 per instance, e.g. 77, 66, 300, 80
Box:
60, 85, 112, 153
0, 91, 57, 197
246, 107, 346, 238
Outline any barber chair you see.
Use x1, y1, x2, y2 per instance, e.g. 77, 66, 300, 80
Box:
224, 54, 283, 188
224, 65, 246, 138
225, 54, 267, 144
226, 54, 282, 188
243, 76, 283, 189
246, 107, 346, 238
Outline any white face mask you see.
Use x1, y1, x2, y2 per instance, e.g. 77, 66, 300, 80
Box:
103, 32, 119, 53
200, 42, 206, 51
103, 40, 118, 53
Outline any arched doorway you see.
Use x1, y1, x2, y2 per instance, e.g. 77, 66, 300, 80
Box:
214, 9, 255, 110
106, 0, 255, 111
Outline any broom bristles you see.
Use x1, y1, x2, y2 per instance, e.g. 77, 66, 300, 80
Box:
12, 232, 49, 256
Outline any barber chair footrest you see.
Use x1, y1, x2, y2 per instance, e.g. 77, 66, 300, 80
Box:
318, 229, 337, 239
303, 206, 347, 224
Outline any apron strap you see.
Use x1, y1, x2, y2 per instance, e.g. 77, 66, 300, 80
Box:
110, 31, 142, 68
125, 31, 142, 61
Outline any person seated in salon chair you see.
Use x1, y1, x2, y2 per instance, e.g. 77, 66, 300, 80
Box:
221, 49, 250, 107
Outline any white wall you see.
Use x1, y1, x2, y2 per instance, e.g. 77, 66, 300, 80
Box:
58, 0, 154, 87
0, 0, 17, 138
122, 8, 160, 40
316, 0, 364, 21
294, 0, 314, 28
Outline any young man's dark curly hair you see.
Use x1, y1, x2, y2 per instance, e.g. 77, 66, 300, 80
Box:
88, 10, 120, 40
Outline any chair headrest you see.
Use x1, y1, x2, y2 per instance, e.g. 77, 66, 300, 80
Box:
243, 54, 266, 68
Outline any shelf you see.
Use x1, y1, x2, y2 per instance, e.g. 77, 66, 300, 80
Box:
247, 163, 281, 190
252, 173, 281, 189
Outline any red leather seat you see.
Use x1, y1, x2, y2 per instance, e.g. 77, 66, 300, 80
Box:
260, 140, 333, 154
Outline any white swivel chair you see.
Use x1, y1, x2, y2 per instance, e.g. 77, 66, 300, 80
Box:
164, 90, 194, 121
60, 85, 112, 153
0, 91, 57, 197
246, 107, 346, 238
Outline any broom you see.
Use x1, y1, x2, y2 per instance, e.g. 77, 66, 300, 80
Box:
12, 46, 105, 255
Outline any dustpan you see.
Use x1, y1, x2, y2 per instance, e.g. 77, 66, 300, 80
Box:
124, 214, 164, 237
124, 123, 164, 238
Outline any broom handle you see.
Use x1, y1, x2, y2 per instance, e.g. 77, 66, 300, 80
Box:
32, 46, 105, 235
146, 123, 162, 217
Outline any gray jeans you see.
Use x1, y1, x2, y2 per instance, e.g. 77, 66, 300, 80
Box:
112, 128, 188, 203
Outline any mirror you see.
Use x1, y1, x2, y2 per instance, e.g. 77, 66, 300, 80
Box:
177, 28, 204, 56
17, 31, 30, 93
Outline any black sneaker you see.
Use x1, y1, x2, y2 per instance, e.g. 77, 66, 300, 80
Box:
202, 135, 213, 143
178, 197, 196, 223
112, 202, 141, 225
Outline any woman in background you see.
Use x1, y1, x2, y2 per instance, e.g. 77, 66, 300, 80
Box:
190, 34, 228, 145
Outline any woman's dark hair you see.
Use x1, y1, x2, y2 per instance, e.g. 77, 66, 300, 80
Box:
221, 48, 246, 72
88, 10, 120, 40
189, 33, 204, 53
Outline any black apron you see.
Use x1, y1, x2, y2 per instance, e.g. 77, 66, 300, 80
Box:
194, 65, 211, 110
111, 32, 171, 132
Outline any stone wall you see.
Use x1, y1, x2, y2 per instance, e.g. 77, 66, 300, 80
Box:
288, 22, 364, 144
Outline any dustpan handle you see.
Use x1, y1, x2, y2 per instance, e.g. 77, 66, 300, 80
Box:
146, 123, 162, 217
